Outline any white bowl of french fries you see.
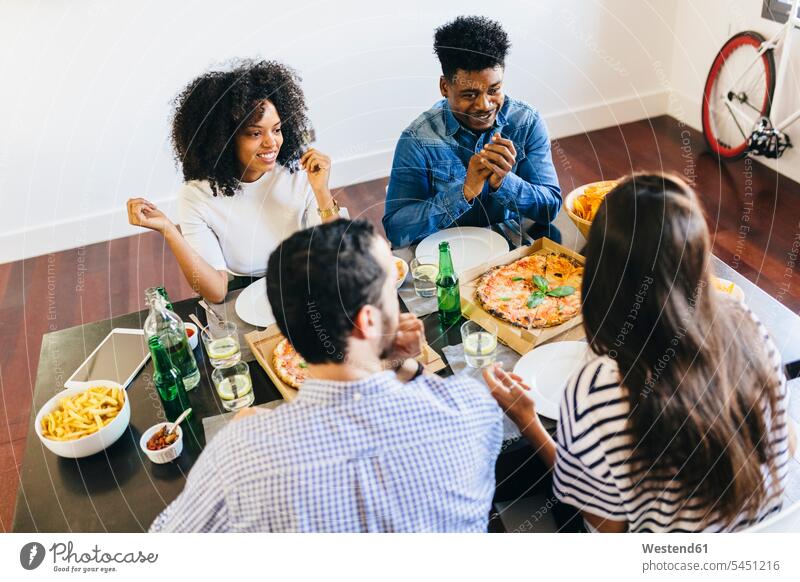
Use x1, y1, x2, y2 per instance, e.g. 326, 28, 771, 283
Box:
35, 381, 130, 459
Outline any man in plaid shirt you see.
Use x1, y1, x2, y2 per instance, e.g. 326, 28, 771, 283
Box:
150, 219, 503, 532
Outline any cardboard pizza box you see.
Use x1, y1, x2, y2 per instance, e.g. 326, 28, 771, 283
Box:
459, 237, 586, 355
245, 324, 447, 402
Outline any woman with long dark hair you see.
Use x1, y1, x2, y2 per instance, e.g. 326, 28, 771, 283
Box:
486, 173, 792, 532
126, 60, 341, 303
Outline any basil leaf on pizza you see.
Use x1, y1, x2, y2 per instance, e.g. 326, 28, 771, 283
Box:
546, 285, 576, 297
533, 274, 549, 292
527, 291, 545, 308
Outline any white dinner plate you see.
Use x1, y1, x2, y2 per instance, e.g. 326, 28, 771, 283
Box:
512, 341, 592, 420
234, 277, 276, 328
415, 227, 510, 274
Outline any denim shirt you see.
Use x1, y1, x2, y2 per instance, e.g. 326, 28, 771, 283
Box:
382, 96, 562, 248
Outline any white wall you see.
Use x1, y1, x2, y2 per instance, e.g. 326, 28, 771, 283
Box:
667, 0, 800, 182
0, 0, 681, 263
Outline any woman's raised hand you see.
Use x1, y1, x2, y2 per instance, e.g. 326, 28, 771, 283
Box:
300, 148, 331, 194
127, 198, 173, 234
482, 363, 538, 429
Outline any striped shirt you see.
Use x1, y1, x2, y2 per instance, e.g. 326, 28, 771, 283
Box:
553, 306, 790, 532
150, 371, 503, 532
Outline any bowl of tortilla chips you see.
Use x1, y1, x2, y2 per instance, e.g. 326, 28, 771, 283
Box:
564, 180, 619, 239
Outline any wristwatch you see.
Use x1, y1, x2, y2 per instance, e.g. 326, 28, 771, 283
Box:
389, 358, 424, 381
410, 359, 424, 381
317, 201, 341, 220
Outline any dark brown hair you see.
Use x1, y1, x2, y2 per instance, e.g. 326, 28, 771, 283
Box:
581, 173, 782, 525
266, 219, 386, 364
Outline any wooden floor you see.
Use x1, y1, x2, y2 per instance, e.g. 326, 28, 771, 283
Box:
1, 115, 798, 531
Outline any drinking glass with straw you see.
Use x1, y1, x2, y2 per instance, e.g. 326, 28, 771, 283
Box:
201, 321, 241, 368
211, 361, 254, 411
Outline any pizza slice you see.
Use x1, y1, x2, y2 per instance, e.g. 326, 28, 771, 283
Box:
544, 253, 582, 324
544, 253, 579, 288
562, 265, 584, 289
272, 337, 310, 389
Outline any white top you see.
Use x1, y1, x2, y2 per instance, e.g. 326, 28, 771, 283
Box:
177, 165, 320, 276
552, 305, 790, 532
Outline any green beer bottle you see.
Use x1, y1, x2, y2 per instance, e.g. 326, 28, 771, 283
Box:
155, 286, 174, 311
436, 241, 461, 326
148, 336, 193, 423
143, 288, 200, 391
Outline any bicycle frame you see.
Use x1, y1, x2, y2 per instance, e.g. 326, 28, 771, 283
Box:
770, 0, 800, 131
726, 0, 800, 132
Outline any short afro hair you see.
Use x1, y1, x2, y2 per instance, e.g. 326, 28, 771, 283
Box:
266, 219, 386, 364
171, 59, 311, 197
433, 16, 510, 81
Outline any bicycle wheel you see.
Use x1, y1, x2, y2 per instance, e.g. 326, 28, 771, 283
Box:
702, 31, 776, 160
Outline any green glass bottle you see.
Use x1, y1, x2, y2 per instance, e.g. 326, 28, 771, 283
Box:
148, 336, 193, 423
156, 286, 175, 311
143, 288, 200, 391
436, 241, 461, 326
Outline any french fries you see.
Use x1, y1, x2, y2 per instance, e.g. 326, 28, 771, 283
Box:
41, 386, 125, 441
570, 180, 619, 222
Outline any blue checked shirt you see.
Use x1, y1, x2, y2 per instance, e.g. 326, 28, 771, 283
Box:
149, 371, 504, 532
383, 96, 562, 248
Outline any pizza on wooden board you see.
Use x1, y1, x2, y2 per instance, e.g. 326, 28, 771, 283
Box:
475, 252, 583, 329
272, 337, 310, 389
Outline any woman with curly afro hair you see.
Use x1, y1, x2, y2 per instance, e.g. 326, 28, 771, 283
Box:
127, 60, 341, 303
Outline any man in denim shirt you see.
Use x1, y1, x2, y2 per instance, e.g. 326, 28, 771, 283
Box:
383, 16, 562, 248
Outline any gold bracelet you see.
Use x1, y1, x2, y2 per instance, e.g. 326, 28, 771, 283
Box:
317, 201, 340, 220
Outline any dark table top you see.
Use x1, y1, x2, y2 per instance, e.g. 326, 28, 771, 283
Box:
11, 289, 471, 532
13, 214, 800, 532
11, 301, 285, 533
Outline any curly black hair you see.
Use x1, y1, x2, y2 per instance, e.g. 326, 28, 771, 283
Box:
433, 16, 511, 81
171, 60, 312, 197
